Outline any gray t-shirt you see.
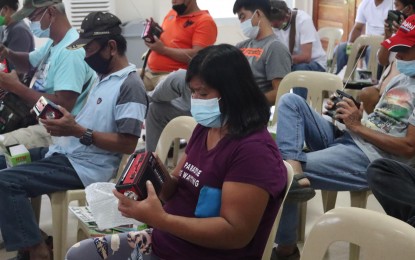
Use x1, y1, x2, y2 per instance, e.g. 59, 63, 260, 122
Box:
236, 35, 292, 93
350, 74, 415, 165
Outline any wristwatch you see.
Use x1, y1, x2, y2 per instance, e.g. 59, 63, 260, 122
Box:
79, 128, 93, 146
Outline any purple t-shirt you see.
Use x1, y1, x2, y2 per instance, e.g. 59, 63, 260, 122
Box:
152, 125, 287, 259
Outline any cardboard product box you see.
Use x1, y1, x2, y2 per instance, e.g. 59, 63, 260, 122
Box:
4, 144, 31, 168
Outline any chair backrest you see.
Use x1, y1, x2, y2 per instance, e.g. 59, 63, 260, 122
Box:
155, 116, 197, 164
271, 71, 343, 126
262, 161, 294, 260
300, 207, 415, 260
343, 34, 384, 82
318, 27, 343, 62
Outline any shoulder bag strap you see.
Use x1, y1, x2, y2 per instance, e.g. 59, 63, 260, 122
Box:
289, 10, 298, 55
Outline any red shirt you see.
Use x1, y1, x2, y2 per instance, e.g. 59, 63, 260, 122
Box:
148, 10, 217, 72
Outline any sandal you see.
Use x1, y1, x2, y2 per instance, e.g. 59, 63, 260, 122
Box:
271, 246, 300, 260
286, 173, 316, 203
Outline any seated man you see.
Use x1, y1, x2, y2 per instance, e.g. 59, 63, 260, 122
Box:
0, 0, 35, 82
0, 11, 147, 259
334, 0, 391, 75
274, 14, 415, 259
0, 0, 96, 150
145, 69, 191, 152
233, 0, 291, 106
367, 158, 415, 227
268, 0, 326, 99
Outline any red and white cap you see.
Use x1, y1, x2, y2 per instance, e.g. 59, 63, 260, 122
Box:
382, 14, 415, 52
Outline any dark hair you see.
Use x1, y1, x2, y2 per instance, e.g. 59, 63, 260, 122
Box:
269, 0, 290, 21
0, 0, 19, 11
400, 0, 415, 9
96, 34, 127, 55
186, 44, 270, 138
233, 0, 272, 20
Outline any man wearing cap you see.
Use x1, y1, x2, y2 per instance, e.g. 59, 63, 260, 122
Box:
0, 0, 34, 81
273, 14, 415, 259
141, 0, 217, 91
0, 11, 147, 260
0, 0, 96, 151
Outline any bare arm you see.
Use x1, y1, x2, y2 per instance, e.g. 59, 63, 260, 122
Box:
292, 43, 312, 64
146, 36, 203, 64
115, 180, 269, 249
40, 106, 138, 154
2, 48, 32, 72
0, 70, 79, 110
348, 23, 365, 43
265, 78, 282, 106
337, 98, 415, 158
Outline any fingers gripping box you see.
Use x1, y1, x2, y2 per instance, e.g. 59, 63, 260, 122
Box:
115, 152, 166, 200
33, 96, 63, 120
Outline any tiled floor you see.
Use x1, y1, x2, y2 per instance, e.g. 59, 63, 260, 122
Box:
0, 189, 385, 260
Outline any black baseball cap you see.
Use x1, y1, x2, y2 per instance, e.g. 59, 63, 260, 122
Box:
67, 11, 122, 50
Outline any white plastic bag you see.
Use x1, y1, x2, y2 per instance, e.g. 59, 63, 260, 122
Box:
85, 182, 143, 229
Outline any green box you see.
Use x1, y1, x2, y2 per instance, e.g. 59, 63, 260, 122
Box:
4, 144, 31, 168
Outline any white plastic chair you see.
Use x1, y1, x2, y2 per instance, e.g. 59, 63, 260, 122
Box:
154, 116, 197, 164
343, 35, 384, 83
301, 207, 415, 260
262, 161, 294, 260
318, 27, 343, 73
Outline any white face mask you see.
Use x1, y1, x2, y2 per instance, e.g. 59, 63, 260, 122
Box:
240, 11, 260, 39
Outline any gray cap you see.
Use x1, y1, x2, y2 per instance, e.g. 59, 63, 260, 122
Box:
12, 0, 61, 21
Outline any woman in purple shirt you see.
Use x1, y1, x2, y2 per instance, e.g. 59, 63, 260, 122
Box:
67, 44, 287, 260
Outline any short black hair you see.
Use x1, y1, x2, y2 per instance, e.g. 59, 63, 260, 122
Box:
0, 0, 19, 11
269, 0, 290, 21
186, 44, 270, 138
95, 34, 127, 56
233, 0, 272, 20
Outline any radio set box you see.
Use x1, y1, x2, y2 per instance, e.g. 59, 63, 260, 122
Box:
141, 19, 163, 43
33, 96, 63, 120
115, 152, 166, 201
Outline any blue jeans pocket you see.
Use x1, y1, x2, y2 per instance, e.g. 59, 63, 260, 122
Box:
194, 186, 221, 218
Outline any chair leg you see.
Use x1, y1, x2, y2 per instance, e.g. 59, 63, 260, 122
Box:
49, 192, 66, 260
348, 190, 371, 260
31, 196, 42, 225
321, 190, 338, 212
297, 202, 307, 242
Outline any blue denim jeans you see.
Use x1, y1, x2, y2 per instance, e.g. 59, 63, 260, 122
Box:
275, 93, 370, 245
0, 147, 84, 251
291, 61, 326, 99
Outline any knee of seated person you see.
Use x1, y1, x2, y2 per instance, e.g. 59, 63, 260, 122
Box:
278, 93, 304, 108
367, 159, 391, 181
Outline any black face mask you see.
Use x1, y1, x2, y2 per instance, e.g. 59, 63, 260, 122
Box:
173, 3, 187, 15
84, 44, 112, 75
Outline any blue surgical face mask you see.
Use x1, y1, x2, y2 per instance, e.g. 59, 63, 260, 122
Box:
240, 10, 260, 39
396, 59, 415, 77
30, 9, 51, 38
191, 97, 222, 128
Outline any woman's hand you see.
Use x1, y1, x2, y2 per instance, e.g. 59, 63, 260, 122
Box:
335, 98, 364, 131
113, 181, 167, 227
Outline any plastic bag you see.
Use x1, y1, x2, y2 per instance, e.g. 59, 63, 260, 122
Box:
85, 182, 143, 230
